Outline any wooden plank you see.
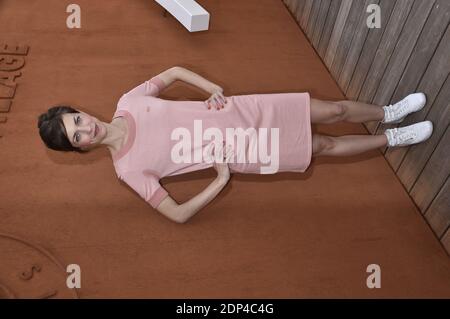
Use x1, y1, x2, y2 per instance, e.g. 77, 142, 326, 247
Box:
356, 0, 417, 101
317, 0, 342, 59
288, 0, 301, 13
324, 0, 353, 69
290, 0, 301, 14
329, 0, 370, 82
410, 123, 450, 213
389, 26, 450, 175
345, 0, 398, 100
311, 0, 332, 49
306, 0, 322, 40
397, 74, 450, 192
301, 0, 314, 30
377, 0, 449, 148
294, 0, 307, 23
402, 1, 450, 83
361, 0, 422, 134
284, 0, 301, 24
384, 4, 450, 169
284, 0, 295, 10
372, 0, 436, 143
338, 0, 380, 93
425, 176, 450, 238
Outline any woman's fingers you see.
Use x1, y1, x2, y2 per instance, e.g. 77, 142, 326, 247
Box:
221, 145, 233, 163
214, 94, 225, 109
204, 93, 228, 110
206, 100, 216, 110
225, 145, 234, 162
205, 98, 218, 110
213, 96, 221, 109
206, 142, 215, 161
205, 142, 234, 164
217, 93, 227, 107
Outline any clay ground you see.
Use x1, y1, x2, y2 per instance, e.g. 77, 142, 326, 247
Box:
0, 0, 449, 298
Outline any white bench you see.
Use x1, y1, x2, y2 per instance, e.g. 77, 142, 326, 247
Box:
154, 0, 210, 32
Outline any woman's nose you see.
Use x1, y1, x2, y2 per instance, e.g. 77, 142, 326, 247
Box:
79, 124, 93, 133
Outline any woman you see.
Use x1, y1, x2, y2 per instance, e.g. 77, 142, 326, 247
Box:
37, 66, 433, 224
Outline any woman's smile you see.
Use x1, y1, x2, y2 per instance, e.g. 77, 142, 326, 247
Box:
93, 122, 103, 141
93, 123, 98, 139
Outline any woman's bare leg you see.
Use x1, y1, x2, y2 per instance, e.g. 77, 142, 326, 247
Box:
310, 98, 388, 157
310, 98, 385, 124
312, 133, 388, 157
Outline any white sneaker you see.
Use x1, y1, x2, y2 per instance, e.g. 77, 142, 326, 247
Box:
384, 121, 433, 147
381, 93, 427, 124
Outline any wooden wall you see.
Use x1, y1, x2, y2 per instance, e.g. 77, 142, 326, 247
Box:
283, 0, 450, 253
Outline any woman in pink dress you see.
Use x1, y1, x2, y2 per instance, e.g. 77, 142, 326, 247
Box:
37, 66, 433, 224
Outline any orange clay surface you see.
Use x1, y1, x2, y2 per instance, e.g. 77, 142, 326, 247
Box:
0, 0, 449, 298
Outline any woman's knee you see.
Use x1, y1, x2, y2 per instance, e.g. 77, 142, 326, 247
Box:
333, 101, 347, 121
310, 98, 347, 123
312, 133, 335, 156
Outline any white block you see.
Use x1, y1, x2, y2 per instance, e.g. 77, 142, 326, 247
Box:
155, 0, 210, 32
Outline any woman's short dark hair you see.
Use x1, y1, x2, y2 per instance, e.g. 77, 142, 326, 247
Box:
37, 106, 86, 152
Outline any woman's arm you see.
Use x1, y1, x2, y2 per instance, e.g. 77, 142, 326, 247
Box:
156, 143, 234, 224
173, 66, 221, 95
156, 176, 229, 223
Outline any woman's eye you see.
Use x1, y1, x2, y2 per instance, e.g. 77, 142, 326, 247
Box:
76, 116, 81, 124
76, 133, 80, 142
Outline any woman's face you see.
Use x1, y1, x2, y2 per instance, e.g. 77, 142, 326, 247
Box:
61, 111, 106, 150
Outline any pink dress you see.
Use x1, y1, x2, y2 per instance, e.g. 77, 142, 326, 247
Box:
112, 76, 312, 208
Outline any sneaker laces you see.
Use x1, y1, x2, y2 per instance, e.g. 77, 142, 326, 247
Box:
388, 99, 410, 118
396, 129, 416, 144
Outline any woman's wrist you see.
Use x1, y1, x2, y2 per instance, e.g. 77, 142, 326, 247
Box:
216, 175, 229, 185
208, 84, 223, 94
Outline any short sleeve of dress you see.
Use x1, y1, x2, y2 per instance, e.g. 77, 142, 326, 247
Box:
124, 76, 167, 97
120, 170, 169, 209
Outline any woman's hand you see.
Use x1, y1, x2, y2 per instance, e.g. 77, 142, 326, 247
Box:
208, 141, 234, 182
205, 85, 228, 110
